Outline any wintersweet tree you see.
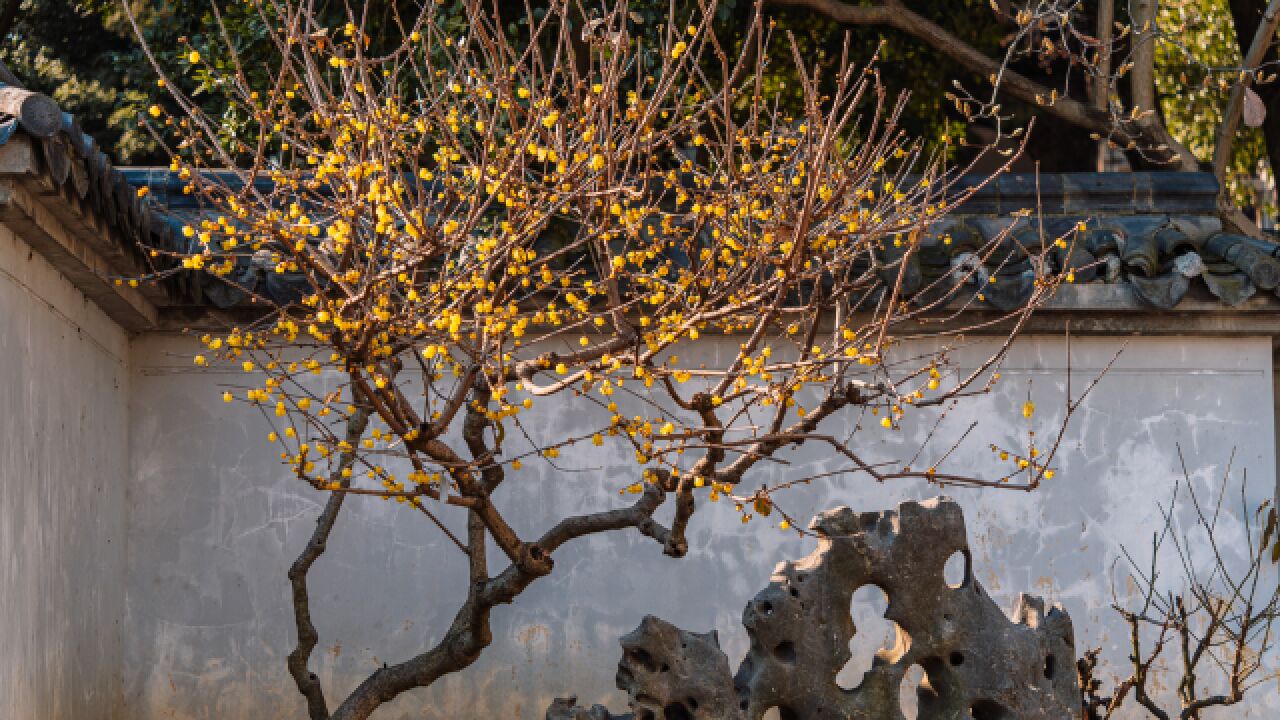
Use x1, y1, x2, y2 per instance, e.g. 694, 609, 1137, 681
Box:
125, 1, 1076, 717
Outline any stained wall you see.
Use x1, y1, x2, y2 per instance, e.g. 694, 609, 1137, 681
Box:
0, 224, 129, 720
122, 332, 1278, 719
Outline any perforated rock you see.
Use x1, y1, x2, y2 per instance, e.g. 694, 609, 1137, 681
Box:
735, 497, 1078, 720
547, 615, 743, 720
546, 696, 621, 720
548, 497, 1080, 720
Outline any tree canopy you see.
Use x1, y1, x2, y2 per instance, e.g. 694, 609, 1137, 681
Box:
115, 0, 1084, 715
11, 1, 1280, 225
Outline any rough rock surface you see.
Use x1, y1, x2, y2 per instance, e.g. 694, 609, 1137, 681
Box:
548, 497, 1080, 720
547, 616, 741, 720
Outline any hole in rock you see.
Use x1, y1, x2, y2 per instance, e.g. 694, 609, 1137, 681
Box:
969, 699, 1010, 720
1043, 654, 1056, 680
663, 702, 693, 720
760, 600, 774, 616
627, 648, 658, 673
773, 641, 797, 664
943, 549, 970, 589
898, 663, 926, 720
836, 584, 900, 690
949, 651, 964, 667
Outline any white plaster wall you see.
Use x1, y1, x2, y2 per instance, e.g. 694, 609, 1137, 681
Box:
125, 333, 1278, 719
0, 225, 129, 719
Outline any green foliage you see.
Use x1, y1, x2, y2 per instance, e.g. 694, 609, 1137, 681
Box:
1156, 0, 1271, 211
13, 0, 1260, 197
1, 0, 154, 160
2, 0, 336, 161
705, 0, 999, 154
6, 0, 1001, 165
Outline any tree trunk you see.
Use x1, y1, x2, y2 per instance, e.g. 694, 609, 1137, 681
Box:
768, 0, 1196, 169
1229, 0, 1280, 184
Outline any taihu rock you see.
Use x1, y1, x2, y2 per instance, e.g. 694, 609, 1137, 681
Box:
549, 497, 1080, 720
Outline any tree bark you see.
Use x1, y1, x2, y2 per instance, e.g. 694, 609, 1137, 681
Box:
327, 482, 675, 720
1132, 0, 1159, 116
1227, 0, 1280, 181
767, 0, 1199, 169
286, 409, 371, 720
1214, 0, 1280, 178
1214, 0, 1280, 236
1094, 0, 1117, 170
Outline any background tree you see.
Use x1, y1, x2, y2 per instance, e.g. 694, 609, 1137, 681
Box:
120, 0, 1083, 717
15, 1, 1280, 226
1078, 452, 1280, 719
3, 0, 1000, 162
0, 0, 159, 160
765, 0, 1280, 232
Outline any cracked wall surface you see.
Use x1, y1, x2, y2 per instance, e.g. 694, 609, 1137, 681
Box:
549, 498, 1078, 720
